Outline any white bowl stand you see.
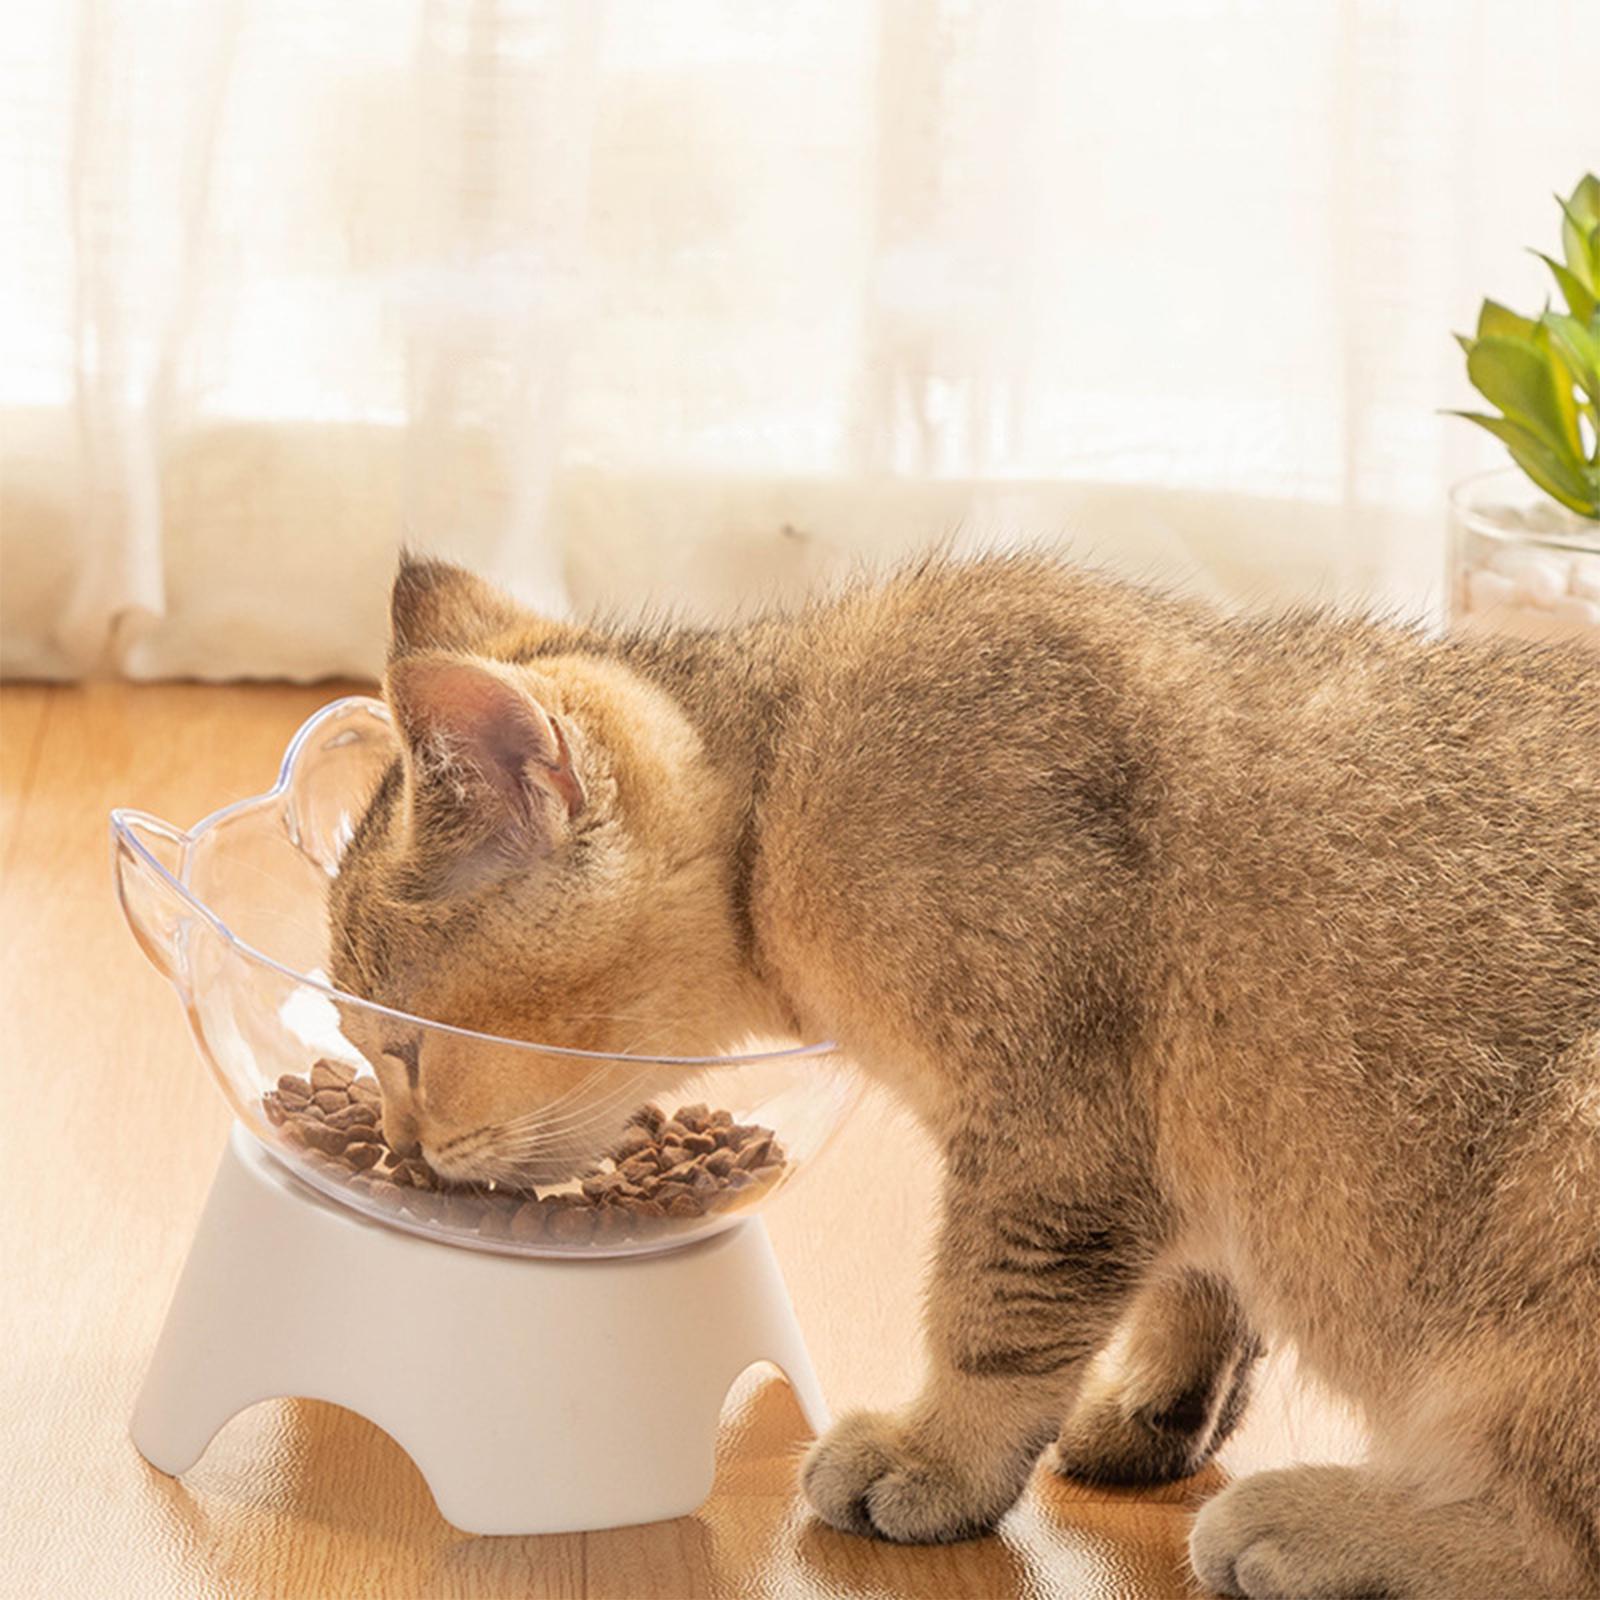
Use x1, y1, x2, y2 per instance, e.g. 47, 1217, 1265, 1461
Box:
131, 1124, 830, 1535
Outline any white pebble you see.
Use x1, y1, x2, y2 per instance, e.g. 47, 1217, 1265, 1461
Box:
1465, 568, 1516, 613
1570, 555, 1600, 603
1551, 594, 1600, 629
1485, 549, 1569, 607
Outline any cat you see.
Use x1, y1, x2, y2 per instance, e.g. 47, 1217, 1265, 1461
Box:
328, 551, 1600, 1599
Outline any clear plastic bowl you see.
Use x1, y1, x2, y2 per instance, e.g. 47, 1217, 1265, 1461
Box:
110, 696, 858, 1258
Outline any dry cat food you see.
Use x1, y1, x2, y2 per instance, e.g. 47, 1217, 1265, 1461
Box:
262, 1059, 786, 1245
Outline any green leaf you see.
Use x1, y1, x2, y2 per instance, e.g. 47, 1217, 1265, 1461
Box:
1539, 321, 1586, 451
1476, 299, 1537, 341
1466, 332, 1583, 454
1541, 310, 1600, 412
1449, 179, 1600, 515
1567, 173, 1600, 229
1534, 251, 1598, 320
1559, 193, 1600, 286
1448, 411, 1599, 515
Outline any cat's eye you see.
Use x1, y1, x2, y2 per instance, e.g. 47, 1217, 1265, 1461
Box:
382, 1037, 420, 1089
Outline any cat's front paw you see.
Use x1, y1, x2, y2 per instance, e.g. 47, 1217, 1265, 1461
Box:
801, 1411, 1005, 1543
1190, 1466, 1387, 1599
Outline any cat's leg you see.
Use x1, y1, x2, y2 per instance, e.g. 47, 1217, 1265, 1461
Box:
803, 1173, 1155, 1542
1189, 1463, 1568, 1600
1051, 1266, 1260, 1486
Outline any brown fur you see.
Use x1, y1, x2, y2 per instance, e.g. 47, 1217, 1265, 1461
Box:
329, 552, 1600, 1597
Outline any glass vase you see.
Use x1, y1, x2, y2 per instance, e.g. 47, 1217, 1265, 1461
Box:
1449, 468, 1600, 648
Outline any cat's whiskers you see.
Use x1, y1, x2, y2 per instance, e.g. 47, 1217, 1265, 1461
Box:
457, 1054, 664, 1163
488, 1094, 666, 1170
488, 1074, 660, 1152
482, 1028, 662, 1131
486, 1056, 648, 1139
492, 1063, 611, 1130
549, 1010, 684, 1028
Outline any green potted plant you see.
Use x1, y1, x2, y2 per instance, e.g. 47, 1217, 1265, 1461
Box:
1451, 173, 1600, 644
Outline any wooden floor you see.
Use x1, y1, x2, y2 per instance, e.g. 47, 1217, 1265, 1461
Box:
0, 682, 1363, 1600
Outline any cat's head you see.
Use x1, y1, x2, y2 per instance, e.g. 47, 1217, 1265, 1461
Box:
327, 557, 759, 1185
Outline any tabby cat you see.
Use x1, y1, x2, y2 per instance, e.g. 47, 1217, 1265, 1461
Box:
328, 553, 1600, 1598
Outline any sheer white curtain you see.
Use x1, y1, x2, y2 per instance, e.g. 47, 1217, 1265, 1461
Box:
3, 0, 1596, 679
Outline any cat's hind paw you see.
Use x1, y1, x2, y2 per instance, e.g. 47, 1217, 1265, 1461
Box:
1051, 1379, 1224, 1487
1187, 1463, 1501, 1599
1190, 1464, 1554, 1600
1190, 1467, 1380, 1598
801, 1410, 1007, 1544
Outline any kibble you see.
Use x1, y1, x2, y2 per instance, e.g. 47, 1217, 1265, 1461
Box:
262, 1061, 786, 1248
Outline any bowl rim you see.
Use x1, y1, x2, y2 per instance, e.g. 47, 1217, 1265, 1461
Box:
110, 694, 841, 1068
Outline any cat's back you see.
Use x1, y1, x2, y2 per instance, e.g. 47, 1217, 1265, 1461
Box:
776, 554, 1201, 864
772, 553, 1599, 878
1176, 608, 1599, 1081
1201, 607, 1600, 867
745, 555, 1596, 1096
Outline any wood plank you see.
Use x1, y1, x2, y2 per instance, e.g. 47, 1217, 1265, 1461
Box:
0, 684, 51, 887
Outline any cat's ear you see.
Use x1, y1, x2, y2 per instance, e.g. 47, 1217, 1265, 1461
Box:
385, 655, 585, 865
389, 552, 527, 657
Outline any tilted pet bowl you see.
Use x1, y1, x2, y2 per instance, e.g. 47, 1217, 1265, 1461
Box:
111, 696, 858, 1533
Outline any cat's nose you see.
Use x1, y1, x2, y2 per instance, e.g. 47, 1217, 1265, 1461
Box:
390, 1134, 421, 1159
